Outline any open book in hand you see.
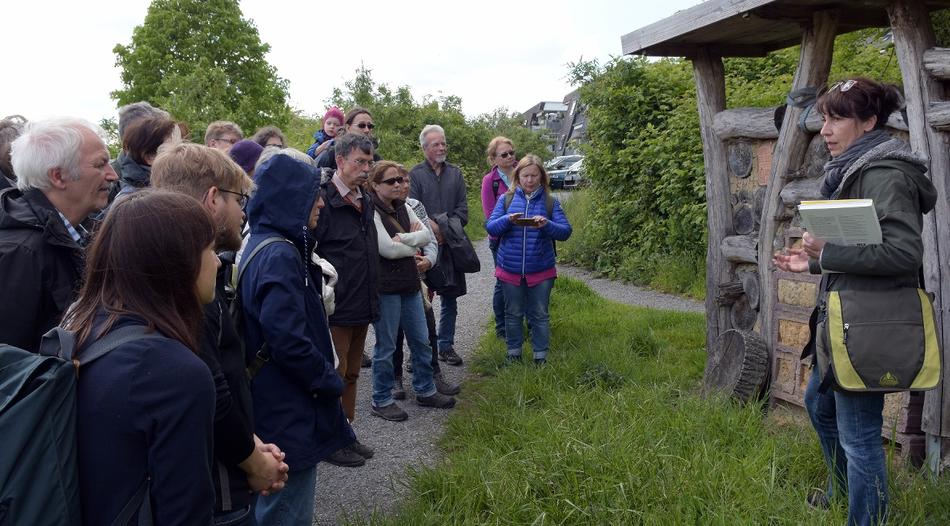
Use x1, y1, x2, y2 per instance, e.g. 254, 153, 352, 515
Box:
797, 199, 882, 246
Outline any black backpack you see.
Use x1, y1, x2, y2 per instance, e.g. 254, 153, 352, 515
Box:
0, 326, 159, 526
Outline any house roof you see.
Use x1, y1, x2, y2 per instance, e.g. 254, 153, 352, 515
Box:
622, 0, 950, 58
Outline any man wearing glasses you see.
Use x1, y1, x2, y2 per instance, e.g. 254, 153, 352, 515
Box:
409, 124, 468, 367
312, 133, 380, 466
205, 120, 244, 153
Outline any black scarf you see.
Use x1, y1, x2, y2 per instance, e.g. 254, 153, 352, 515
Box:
820, 129, 890, 198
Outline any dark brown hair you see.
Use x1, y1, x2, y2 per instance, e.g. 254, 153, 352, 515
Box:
816, 77, 904, 129
62, 189, 215, 353
251, 126, 287, 148
123, 116, 187, 165
345, 106, 372, 125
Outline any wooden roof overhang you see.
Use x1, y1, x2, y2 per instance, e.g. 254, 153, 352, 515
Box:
622, 0, 950, 58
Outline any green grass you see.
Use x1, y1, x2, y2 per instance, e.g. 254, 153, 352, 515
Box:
465, 191, 488, 242
370, 278, 950, 525
558, 189, 706, 300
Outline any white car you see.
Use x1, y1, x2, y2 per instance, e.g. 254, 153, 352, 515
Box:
562, 159, 585, 189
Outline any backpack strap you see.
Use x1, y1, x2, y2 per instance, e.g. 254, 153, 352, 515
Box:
501, 191, 555, 218
492, 178, 501, 197
236, 236, 294, 288
503, 192, 514, 212
110, 477, 151, 526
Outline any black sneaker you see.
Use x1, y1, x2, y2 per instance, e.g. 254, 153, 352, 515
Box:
417, 392, 456, 409
349, 441, 374, 459
371, 402, 408, 422
326, 446, 365, 467
438, 347, 463, 366
434, 372, 460, 395
361, 352, 372, 368
392, 376, 406, 400
806, 490, 830, 510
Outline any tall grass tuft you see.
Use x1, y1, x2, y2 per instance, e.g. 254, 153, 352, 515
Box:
372, 277, 950, 525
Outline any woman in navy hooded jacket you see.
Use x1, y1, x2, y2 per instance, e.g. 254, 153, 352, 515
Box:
486, 154, 572, 364
238, 153, 355, 526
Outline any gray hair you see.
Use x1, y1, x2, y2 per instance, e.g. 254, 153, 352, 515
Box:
256, 146, 314, 171
117, 101, 169, 139
419, 124, 445, 148
11, 118, 103, 192
334, 133, 374, 159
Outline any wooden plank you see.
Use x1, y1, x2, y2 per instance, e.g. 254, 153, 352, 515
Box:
926, 100, 950, 130
758, 11, 838, 392
923, 47, 950, 79
714, 108, 779, 139
622, 0, 777, 56
888, 0, 950, 466
692, 50, 735, 357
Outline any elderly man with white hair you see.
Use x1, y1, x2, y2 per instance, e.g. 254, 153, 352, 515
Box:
408, 124, 469, 367
0, 118, 117, 352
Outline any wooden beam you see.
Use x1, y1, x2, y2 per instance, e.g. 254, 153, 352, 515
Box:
927, 100, 950, 130
758, 11, 838, 394
714, 108, 780, 139
888, 0, 950, 470
923, 47, 950, 79
692, 49, 735, 357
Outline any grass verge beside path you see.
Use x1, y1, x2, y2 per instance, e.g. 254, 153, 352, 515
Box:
372, 278, 950, 525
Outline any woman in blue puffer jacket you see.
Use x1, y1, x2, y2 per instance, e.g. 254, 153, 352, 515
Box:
486, 154, 572, 364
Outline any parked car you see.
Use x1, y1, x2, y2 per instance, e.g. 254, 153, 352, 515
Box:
562, 159, 585, 189
546, 155, 583, 189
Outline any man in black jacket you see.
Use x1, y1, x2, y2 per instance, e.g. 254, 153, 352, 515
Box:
152, 143, 288, 524
0, 118, 117, 351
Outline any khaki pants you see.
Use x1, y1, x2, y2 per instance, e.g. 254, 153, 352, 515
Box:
330, 324, 368, 421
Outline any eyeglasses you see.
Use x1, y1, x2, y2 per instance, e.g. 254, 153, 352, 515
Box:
215, 137, 239, 145
347, 157, 375, 168
354, 122, 375, 130
219, 189, 249, 208
830, 80, 857, 92
380, 176, 405, 186
496, 150, 515, 159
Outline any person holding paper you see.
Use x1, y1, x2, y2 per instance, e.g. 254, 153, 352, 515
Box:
773, 77, 936, 526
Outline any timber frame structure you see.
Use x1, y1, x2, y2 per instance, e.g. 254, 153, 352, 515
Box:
622, 0, 950, 472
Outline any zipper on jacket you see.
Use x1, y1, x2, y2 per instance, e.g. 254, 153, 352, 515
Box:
843, 323, 849, 345
521, 193, 530, 276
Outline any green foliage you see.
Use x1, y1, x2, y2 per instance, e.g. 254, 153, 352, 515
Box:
375, 279, 950, 525
112, 0, 290, 142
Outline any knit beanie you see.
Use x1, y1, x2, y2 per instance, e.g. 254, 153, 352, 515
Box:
324, 107, 345, 125
229, 139, 264, 174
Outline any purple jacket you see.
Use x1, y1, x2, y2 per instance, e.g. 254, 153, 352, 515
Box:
480, 166, 509, 239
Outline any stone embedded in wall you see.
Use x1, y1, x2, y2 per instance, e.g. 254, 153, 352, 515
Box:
728, 140, 754, 178
777, 279, 818, 308
788, 134, 831, 180
755, 141, 775, 186
778, 318, 811, 348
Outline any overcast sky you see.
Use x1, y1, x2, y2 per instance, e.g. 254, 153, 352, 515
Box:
2, 0, 699, 124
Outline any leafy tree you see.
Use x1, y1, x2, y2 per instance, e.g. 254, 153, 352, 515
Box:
112, 0, 290, 141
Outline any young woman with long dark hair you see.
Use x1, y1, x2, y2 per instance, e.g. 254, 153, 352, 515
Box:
62, 188, 220, 525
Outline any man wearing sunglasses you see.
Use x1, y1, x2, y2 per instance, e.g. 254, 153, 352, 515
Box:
409, 124, 469, 367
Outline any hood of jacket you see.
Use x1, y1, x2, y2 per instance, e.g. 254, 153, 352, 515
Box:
247, 153, 321, 247
838, 137, 937, 214
118, 152, 151, 190
0, 187, 76, 248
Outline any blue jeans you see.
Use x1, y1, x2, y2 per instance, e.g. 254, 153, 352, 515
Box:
804, 366, 887, 526
489, 239, 505, 336
437, 293, 458, 352
501, 277, 554, 360
254, 465, 316, 526
373, 292, 437, 407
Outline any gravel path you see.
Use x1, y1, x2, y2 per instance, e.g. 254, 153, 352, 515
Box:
312, 243, 703, 524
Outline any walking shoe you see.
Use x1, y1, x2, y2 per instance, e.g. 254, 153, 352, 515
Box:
349, 441, 374, 459
438, 347, 463, 366
806, 490, 830, 510
416, 392, 456, 409
361, 351, 372, 368
371, 402, 408, 422
325, 446, 365, 467
434, 372, 461, 395
392, 376, 406, 400
506, 354, 522, 364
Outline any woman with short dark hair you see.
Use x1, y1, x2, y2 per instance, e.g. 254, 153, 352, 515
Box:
63, 189, 219, 525
118, 116, 186, 192
774, 77, 937, 525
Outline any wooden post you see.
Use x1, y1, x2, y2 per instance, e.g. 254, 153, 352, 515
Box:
757, 11, 837, 381
888, 0, 950, 473
692, 50, 734, 355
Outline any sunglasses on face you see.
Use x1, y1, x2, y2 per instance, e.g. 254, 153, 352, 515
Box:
381, 176, 405, 186
497, 151, 515, 159
353, 122, 375, 130
830, 80, 857, 92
